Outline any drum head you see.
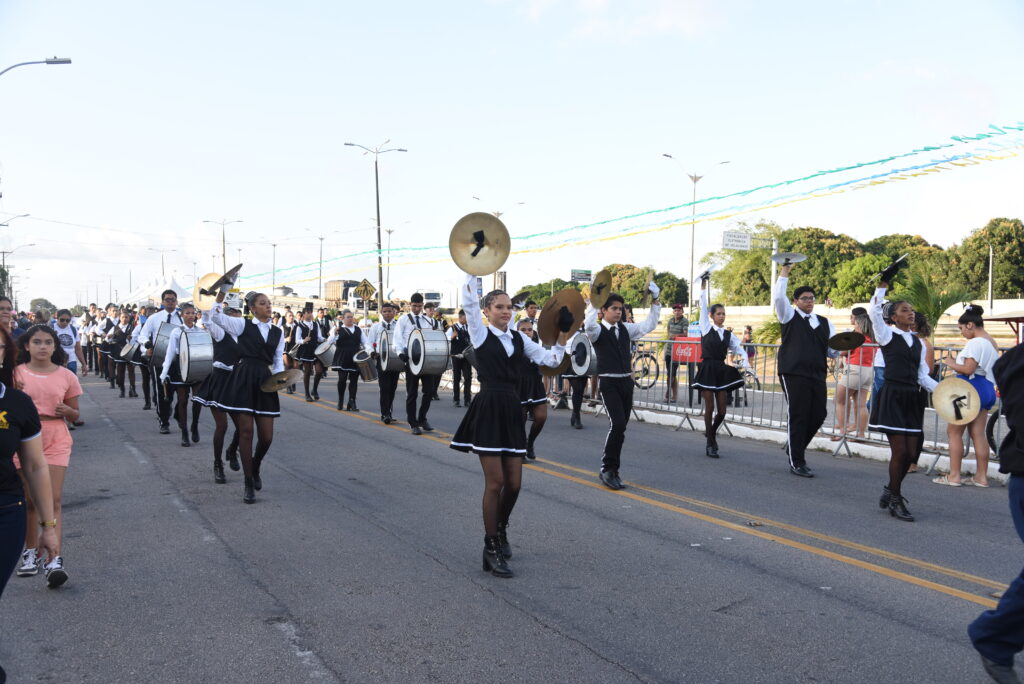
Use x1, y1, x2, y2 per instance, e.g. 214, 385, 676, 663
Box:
315, 339, 333, 356
570, 337, 591, 376
409, 331, 425, 375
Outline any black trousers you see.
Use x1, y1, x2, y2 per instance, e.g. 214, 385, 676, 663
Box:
337, 370, 359, 404
405, 372, 436, 426
451, 357, 472, 403
378, 365, 400, 418
598, 376, 634, 473
779, 373, 827, 468
155, 361, 173, 426
568, 376, 588, 414
84, 343, 94, 371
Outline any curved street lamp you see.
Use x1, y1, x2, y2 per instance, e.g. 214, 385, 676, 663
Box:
0, 57, 71, 79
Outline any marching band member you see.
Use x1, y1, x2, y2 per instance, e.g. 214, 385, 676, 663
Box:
772, 264, 837, 478
281, 311, 297, 395
448, 309, 473, 408
692, 278, 749, 458
293, 308, 320, 402
159, 304, 203, 448
326, 309, 362, 411
109, 310, 139, 399
79, 304, 98, 373
565, 327, 589, 430
395, 293, 437, 435
95, 306, 115, 385
868, 274, 938, 521
194, 293, 242, 484
515, 319, 547, 460
584, 282, 662, 490
366, 302, 400, 424
137, 290, 184, 432
450, 274, 571, 578
209, 292, 284, 504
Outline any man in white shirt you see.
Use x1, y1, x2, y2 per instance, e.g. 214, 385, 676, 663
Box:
395, 293, 438, 435
136, 289, 184, 430
365, 302, 400, 423
772, 263, 838, 478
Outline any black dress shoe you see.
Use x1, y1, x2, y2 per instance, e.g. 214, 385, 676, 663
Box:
337, 402, 344, 411
790, 465, 814, 478
706, 443, 720, 458
420, 421, 434, 432
453, 399, 461, 408
305, 394, 314, 402
525, 445, 536, 460
119, 388, 126, 398
128, 389, 138, 398
612, 472, 625, 489
143, 401, 152, 411
411, 425, 422, 435
312, 391, 320, 400
159, 424, 170, 435
243, 479, 256, 504
213, 462, 226, 484
346, 401, 357, 411
482, 536, 513, 578
383, 415, 393, 424
226, 449, 240, 472
252, 458, 263, 491
191, 425, 200, 443
888, 493, 914, 522
599, 470, 621, 490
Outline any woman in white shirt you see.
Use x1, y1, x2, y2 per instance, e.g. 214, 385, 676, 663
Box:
936, 305, 1000, 488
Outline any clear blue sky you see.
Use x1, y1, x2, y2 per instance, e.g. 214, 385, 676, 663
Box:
1, 0, 1022, 308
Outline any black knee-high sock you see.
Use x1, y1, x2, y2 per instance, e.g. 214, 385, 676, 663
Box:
527, 411, 545, 447
313, 372, 321, 395
887, 434, 915, 496
191, 401, 202, 429
498, 487, 520, 525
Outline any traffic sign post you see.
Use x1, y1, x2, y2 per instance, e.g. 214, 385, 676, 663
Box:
354, 278, 376, 301
722, 231, 752, 251
571, 269, 592, 283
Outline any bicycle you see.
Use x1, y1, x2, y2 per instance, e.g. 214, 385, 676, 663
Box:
631, 350, 660, 390
732, 369, 761, 407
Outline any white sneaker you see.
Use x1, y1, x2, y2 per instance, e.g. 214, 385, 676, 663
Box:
16, 548, 39, 576
44, 556, 68, 588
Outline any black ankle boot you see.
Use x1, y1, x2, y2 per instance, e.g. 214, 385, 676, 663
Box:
482, 536, 513, 578
252, 457, 263, 491
213, 461, 226, 484
180, 428, 190, 447
496, 522, 512, 559
226, 447, 240, 471
129, 388, 137, 398
143, 400, 152, 410
191, 424, 199, 443
879, 485, 892, 509
705, 439, 719, 458
888, 492, 914, 522
120, 388, 126, 398
243, 478, 256, 504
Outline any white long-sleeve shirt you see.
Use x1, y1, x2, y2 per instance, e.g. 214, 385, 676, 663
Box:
208, 304, 285, 374
394, 311, 437, 354
772, 276, 838, 358
137, 308, 184, 347
699, 290, 748, 369
365, 318, 397, 354
869, 287, 937, 392
460, 274, 564, 366
583, 302, 662, 343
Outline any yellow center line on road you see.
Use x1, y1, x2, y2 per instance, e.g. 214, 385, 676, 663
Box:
533, 458, 1008, 592
282, 393, 1000, 607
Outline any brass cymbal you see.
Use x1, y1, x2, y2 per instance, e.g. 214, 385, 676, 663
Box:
538, 288, 585, 346
260, 368, 303, 393
589, 269, 613, 309
193, 273, 221, 311
933, 377, 981, 425
201, 263, 244, 299
510, 290, 530, 311
770, 252, 807, 266
828, 331, 865, 351
449, 213, 511, 276
541, 350, 571, 377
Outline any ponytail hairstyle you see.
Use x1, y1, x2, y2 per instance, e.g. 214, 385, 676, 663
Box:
852, 310, 874, 342
958, 304, 984, 327
914, 311, 933, 339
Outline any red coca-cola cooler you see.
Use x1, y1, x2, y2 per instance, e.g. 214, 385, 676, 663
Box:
671, 336, 702, 364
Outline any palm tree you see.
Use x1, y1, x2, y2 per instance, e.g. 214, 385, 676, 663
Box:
896, 268, 975, 336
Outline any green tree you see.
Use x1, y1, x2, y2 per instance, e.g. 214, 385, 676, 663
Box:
832, 254, 891, 307
29, 298, 57, 313
862, 234, 942, 261
653, 271, 688, 307
703, 220, 780, 306
893, 267, 976, 336
947, 218, 1024, 299
777, 227, 863, 302
512, 279, 579, 308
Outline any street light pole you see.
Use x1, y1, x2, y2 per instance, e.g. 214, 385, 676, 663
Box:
385, 229, 395, 290
345, 140, 407, 310
0, 243, 36, 298
148, 247, 176, 278
0, 57, 71, 79
202, 219, 243, 272
271, 243, 277, 293
318, 237, 324, 299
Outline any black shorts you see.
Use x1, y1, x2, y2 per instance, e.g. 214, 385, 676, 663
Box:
664, 356, 680, 375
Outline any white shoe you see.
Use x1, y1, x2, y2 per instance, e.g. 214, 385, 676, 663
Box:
16, 548, 39, 577
44, 556, 68, 588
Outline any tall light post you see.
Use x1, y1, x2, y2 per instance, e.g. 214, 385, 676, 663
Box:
345, 140, 407, 310
202, 219, 243, 272
0, 213, 30, 228
471, 197, 525, 219
0, 243, 35, 297
305, 230, 340, 299
10, 269, 30, 311
192, 261, 197, 285
271, 243, 278, 293
211, 255, 217, 271
0, 57, 71, 79
148, 247, 176, 278
662, 155, 730, 308
384, 228, 395, 290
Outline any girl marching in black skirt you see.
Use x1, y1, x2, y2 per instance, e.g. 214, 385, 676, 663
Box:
326, 310, 362, 411
867, 277, 937, 521
195, 295, 242, 484
109, 310, 139, 399
692, 277, 750, 457
294, 309, 321, 402
159, 304, 204, 448
282, 311, 298, 395
514, 318, 547, 460
450, 274, 571, 578
209, 292, 285, 504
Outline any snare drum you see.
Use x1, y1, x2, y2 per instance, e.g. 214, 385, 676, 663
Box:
152, 321, 181, 369
315, 339, 336, 367
354, 350, 378, 382
569, 334, 598, 376
286, 345, 301, 360
120, 341, 139, 360
179, 329, 215, 384
379, 330, 405, 372
407, 329, 449, 376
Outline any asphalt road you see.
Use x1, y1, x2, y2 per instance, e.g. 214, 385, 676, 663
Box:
1, 372, 1018, 683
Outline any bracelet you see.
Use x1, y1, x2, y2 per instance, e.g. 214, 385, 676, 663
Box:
40, 519, 57, 528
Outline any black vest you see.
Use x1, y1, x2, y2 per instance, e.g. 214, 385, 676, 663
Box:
701, 328, 731, 363
778, 312, 831, 379
296, 321, 318, 349
880, 331, 921, 386
237, 320, 282, 364
450, 324, 470, 355
332, 326, 362, 368
476, 328, 524, 391
594, 322, 631, 375
213, 333, 240, 367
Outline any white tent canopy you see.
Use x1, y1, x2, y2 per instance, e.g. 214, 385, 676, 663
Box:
118, 274, 191, 307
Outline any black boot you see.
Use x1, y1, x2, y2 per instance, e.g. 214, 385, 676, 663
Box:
191, 423, 200, 443
243, 478, 256, 504
888, 492, 914, 522
180, 427, 190, 447
252, 457, 263, 491
496, 522, 512, 559
879, 485, 892, 509
571, 412, 583, 429
143, 401, 152, 410
705, 437, 719, 458
482, 536, 513, 578
525, 443, 536, 460
119, 387, 126, 398
226, 446, 240, 472
305, 393, 314, 402
129, 388, 137, 398
213, 461, 226, 484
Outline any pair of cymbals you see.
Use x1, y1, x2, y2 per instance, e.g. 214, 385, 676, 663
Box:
193, 263, 243, 310
589, 270, 613, 310
828, 331, 865, 352
538, 288, 586, 345
770, 252, 807, 266
449, 213, 511, 276
933, 377, 982, 425
261, 368, 303, 393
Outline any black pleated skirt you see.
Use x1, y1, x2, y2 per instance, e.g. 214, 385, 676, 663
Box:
518, 370, 546, 405
215, 361, 280, 417
451, 387, 526, 456
692, 360, 744, 391
193, 367, 231, 407
868, 382, 924, 434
